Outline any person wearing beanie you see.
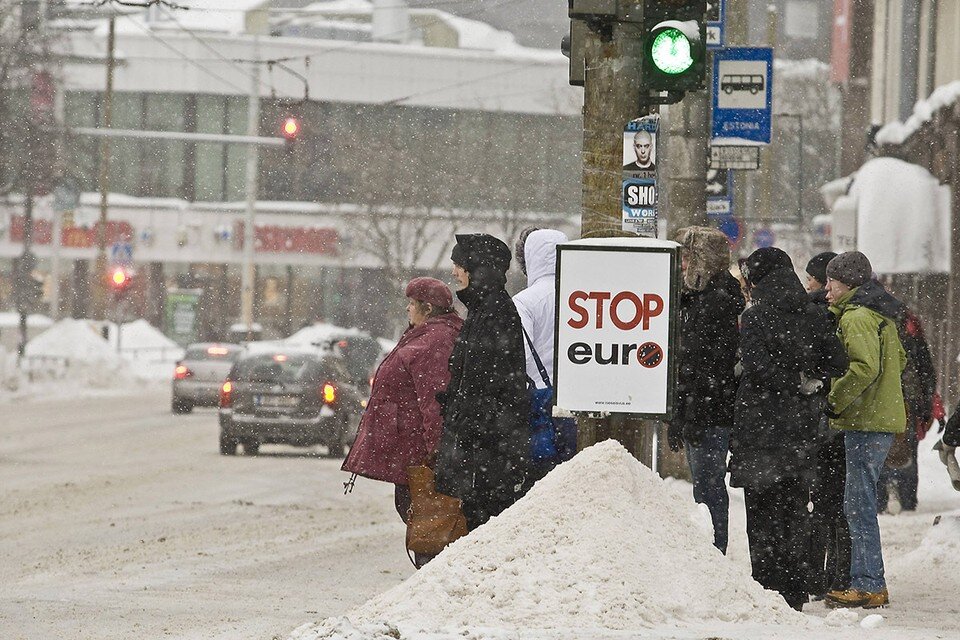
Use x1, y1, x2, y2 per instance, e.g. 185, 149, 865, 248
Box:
801, 253, 851, 599
512, 228, 576, 480
342, 277, 462, 567
806, 251, 837, 298
670, 226, 744, 555
823, 251, 907, 609
435, 234, 531, 530
732, 247, 848, 612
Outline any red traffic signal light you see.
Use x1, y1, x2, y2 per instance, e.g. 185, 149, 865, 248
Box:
108, 266, 132, 291
281, 116, 301, 141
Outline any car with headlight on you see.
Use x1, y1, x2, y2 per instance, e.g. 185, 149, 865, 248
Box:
217, 348, 363, 457
171, 343, 244, 413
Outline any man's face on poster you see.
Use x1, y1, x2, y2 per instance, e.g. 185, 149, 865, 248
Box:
634, 131, 652, 165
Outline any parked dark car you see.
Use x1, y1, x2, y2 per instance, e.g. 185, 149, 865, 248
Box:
217, 348, 363, 457
172, 343, 244, 413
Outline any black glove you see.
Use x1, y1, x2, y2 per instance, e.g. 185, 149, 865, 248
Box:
824, 404, 840, 420
667, 422, 684, 452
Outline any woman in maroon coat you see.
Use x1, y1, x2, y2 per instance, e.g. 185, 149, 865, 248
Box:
342, 277, 463, 533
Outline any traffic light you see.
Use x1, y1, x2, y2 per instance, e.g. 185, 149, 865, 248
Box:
641, 0, 707, 93
280, 116, 301, 143
107, 265, 133, 296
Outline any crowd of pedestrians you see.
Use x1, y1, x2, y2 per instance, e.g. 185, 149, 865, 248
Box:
670, 229, 947, 611
343, 225, 949, 613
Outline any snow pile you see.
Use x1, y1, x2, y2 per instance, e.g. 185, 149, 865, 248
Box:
108, 319, 184, 381
22, 318, 130, 388
293, 441, 803, 639
108, 319, 179, 353
851, 157, 950, 274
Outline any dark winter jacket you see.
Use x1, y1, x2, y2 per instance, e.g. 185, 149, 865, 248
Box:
342, 312, 463, 485
844, 280, 936, 429
675, 270, 745, 443
730, 267, 849, 488
943, 406, 960, 448
434, 268, 530, 524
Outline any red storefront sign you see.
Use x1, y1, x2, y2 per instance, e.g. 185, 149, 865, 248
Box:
10, 217, 133, 248
233, 222, 339, 255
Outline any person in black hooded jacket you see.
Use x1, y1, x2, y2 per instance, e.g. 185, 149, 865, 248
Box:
434, 233, 530, 531
803, 251, 851, 599
732, 247, 848, 611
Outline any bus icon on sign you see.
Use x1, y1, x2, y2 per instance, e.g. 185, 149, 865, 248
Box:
721, 74, 765, 95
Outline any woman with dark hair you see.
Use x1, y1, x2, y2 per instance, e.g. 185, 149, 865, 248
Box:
342, 277, 462, 564
731, 247, 848, 611
435, 233, 531, 530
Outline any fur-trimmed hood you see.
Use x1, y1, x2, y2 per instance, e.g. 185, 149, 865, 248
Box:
675, 226, 731, 291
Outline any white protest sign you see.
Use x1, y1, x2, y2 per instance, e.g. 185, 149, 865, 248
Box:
554, 238, 680, 418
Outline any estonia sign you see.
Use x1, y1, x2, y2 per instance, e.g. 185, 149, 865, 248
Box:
554, 238, 680, 418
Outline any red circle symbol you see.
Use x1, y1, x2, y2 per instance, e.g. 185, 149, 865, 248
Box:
637, 342, 664, 368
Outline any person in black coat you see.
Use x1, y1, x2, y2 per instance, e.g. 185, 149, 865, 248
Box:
669, 226, 745, 554
435, 233, 530, 531
732, 248, 848, 611
804, 252, 851, 599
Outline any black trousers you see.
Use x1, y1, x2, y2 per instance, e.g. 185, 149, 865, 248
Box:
743, 476, 811, 610
808, 436, 851, 594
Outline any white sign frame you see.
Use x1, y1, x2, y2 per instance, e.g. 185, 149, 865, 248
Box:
553, 238, 680, 418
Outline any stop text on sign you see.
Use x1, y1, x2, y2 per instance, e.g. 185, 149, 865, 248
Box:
567, 290, 664, 331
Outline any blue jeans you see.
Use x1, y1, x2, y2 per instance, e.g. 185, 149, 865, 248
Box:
844, 431, 894, 593
685, 428, 730, 554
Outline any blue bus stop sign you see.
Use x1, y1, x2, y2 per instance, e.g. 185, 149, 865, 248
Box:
712, 47, 773, 144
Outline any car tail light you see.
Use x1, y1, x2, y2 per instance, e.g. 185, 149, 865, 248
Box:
320, 382, 337, 404
220, 381, 233, 407
174, 364, 192, 380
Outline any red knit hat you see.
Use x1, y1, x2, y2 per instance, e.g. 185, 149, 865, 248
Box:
405, 277, 452, 309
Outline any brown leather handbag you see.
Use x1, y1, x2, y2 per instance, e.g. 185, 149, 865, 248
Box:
405, 465, 468, 556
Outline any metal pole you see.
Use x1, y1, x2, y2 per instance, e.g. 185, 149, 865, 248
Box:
93, 15, 116, 321
798, 113, 804, 223
240, 36, 260, 341
51, 208, 62, 319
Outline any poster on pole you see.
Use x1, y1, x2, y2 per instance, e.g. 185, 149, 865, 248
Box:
554, 238, 680, 418
164, 288, 203, 346
622, 116, 659, 237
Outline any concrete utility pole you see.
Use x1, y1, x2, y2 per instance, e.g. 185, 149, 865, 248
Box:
93, 15, 116, 320
240, 36, 261, 340
577, 7, 654, 465
580, 21, 648, 238
662, 85, 709, 237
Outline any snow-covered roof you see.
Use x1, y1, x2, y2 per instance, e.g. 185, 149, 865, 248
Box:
876, 80, 960, 146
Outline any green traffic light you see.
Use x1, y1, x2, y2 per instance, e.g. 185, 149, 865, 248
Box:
650, 28, 694, 75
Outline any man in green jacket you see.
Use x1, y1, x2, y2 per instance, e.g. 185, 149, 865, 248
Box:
822, 252, 906, 609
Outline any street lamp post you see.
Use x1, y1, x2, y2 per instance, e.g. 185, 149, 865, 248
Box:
775, 112, 804, 223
